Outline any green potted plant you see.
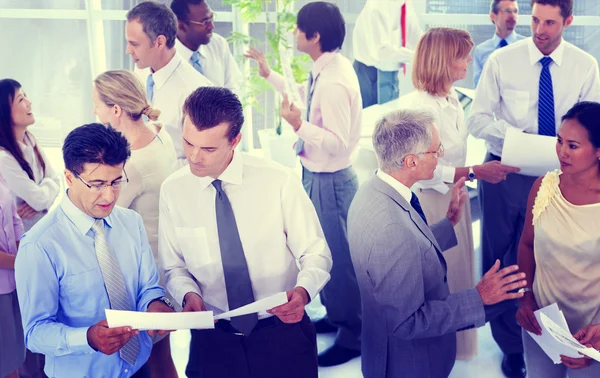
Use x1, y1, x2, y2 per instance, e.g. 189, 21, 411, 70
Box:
225, 0, 310, 167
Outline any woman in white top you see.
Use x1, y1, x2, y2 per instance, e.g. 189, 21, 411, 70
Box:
92, 69, 177, 378
0, 79, 61, 232
517, 102, 600, 377
406, 28, 520, 360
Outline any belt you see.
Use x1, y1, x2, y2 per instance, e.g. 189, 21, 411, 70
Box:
215, 316, 280, 336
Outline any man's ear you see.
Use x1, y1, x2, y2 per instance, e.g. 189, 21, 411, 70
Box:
64, 169, 74, 188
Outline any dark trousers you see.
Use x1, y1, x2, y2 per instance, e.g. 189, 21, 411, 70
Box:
353, 59, 399, 108
131, 363, 150, 378
302, 166, 361, 351
185, 314, 317, 378
479, 153, 537, 355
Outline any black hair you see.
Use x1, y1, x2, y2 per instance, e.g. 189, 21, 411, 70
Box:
126, 1, 178, 48
170, 0, 205, 22
531, 0, 573, 20
183, 87, 243, 142
0, 78, 46, 180
296, 2, 346, 52
561, 101, 600, 149
62, 123, 131, 174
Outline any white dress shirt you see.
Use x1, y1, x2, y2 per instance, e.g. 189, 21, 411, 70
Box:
117, 125, 176, 259
176, 36, 243, 95
0, 132, 61, 231
401, 89, 466, 194
158, 152, 332, 317
137, 53, 213, 167
468, 38, 600, 157
376, 170, 412, 202
353, 0, 423, 71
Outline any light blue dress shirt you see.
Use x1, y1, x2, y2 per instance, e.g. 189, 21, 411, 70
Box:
15, 192, 165, 378
473, 31, 526, 87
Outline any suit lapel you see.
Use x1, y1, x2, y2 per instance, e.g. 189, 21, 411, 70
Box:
370, 177, 447, 269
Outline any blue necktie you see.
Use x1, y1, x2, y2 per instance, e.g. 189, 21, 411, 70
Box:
295, 72, 314, 155
146, 74, 155, 104
538, 57, 556, 136
410, 192, 428, 226
190, 51, 204, 75
212, 180, 258, 336
499, 39, 508, 48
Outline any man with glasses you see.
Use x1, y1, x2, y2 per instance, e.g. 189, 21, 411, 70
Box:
15, 124, 174, 378
126, 1, 212, 168
473, 0, 525, 87
171, 0, 243, 95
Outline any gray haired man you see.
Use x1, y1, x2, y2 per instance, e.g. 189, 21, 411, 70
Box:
348, 109, 528, 378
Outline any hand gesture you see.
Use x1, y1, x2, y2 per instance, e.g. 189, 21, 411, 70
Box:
516, 292, 542, 335
244, 46, 271, 78
182, 292, 206, 313
87, 319, 139, 355
473, 161, 520, 184
17, 202, 40, 219
560, 355, 592, 370
267, 287, 309, 324
146, 299, 175, 337
574, 324, 600, 349
446, 177, 468, 226
476, 260, 527, 305
281, 93, 302, 131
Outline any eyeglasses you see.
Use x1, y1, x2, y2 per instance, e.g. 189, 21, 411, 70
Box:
188, 15, 215, 28
75, 171, 129, 193
499, 8, 518, 15
417, 143, 445, 159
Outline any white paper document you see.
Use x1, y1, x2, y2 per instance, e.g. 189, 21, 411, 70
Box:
278, 43, 306, 109
213, 292, 288, 320
106, 309, 215, 330
528, 304, 581, 363
501, 127, 560, 177
539, 312, 600, 362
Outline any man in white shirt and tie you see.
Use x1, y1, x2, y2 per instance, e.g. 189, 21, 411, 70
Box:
352, 0, 422, 107
126, 1, 212, 168
467, 0, 600, 376
158, 86, 332, 378
170, 0, 243, 95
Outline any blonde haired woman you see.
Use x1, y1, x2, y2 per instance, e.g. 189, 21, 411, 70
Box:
403, 27, 519, 360
92, 69, 177, 378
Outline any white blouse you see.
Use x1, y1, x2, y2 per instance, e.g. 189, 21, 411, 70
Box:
0, 132, 61, 231
116, 124, 176, 259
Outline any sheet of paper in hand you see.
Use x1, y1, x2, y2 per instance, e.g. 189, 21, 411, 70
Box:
106, 309, 215, 330
279, 43, 306, 109
540, 312, 600, 362
501, 127, 560, 177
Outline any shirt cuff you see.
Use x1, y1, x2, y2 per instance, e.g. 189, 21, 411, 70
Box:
295, 275, 322, 303
66, 327, 95, 355
173, 281, 202, 308
440, 166, 456, 184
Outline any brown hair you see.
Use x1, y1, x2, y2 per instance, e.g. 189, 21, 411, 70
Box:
531, 0, 573, 19
94, 70, 161, 122
491, 0, 517, 14
412, 28, 474, 97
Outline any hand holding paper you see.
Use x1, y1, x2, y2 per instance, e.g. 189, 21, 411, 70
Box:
106, 309, 215, 331
214, 292, 288, 320
574, 324, 600, 349
268, 288, 309, 324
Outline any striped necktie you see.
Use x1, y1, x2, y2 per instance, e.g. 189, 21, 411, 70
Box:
190, 51, 204, 75
146, 74, 155, 104
538, 57, 556, 136
92, 219, 140, 366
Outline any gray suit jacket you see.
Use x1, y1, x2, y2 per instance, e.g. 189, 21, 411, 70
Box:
348, 176, 486, 378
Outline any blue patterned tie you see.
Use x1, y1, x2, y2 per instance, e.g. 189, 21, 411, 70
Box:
295, 72, 314, 155
499, 39, 508, 48
146, 74, 155, 104
190, 51, 204, 75
538, 57, 556, 136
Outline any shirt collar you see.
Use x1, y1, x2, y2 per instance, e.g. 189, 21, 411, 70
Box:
528, 37, 565, 67
176, 38, 205, 63
376, 170, 412, 203
60, 190, 114, 236
431, 88, 459, 109
311, 51, 338, 77
151, 52, 183, 89
493, 30, 519, 46
194, 150, 244, 191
